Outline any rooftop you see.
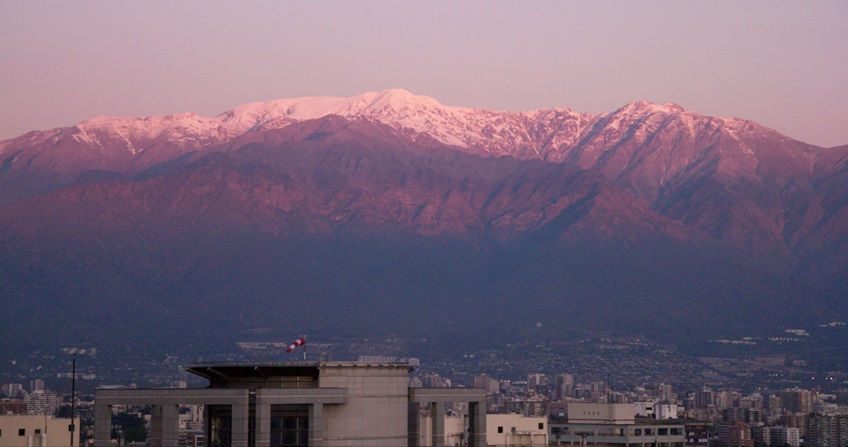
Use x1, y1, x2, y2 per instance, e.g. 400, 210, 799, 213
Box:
186, 360, 414, 382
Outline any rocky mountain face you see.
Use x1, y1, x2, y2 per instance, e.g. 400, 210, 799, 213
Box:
1, 90, 845, 354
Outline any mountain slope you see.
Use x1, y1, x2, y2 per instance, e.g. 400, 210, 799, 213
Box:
0, 89, 828, 259
0, 92, 846, 355
0, 116, 833, 354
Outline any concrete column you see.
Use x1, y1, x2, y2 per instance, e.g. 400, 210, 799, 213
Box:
468, 401, 487, 447
94, 404, 112, 447
150, 405, 163, 447
161, 404, 180, 447
232, 401, 251, 447
254, 400, 271, 447
149, 404, 179, 447
408, 402, 420, 447
309, 403, 325, 447
203, 405, 209, 446
431, 403, 445, 447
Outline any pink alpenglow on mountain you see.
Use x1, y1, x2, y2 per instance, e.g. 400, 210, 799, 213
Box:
1, 89, 846, 352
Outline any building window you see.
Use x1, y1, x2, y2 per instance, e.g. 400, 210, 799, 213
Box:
35, 429, 41, 434
19, 429, 25, 436
659, 428, 668, 436
207, 405, 232, 447
539, 422, 545, 430
270, 404, 308, 447
635, 429, 642, 436
498, 427, 503, 434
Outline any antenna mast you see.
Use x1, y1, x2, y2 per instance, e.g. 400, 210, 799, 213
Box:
70, 353, 76, 447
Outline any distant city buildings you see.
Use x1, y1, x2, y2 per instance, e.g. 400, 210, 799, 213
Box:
23, 390, 62, 416
806, 414, 848, 447
1, 380, 65, 417
782, 389, 815, 415
4, 341, 848, 447
1, 384, 24, 400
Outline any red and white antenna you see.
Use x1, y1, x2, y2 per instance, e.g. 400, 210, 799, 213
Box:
286, 336, 307, 360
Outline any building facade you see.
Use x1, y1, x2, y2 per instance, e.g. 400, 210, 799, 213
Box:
416, 413, 547, 447
94, 360, 485, 447
806, 415, 848, 447
0, 414, 79, 447
549, 403, 685, 447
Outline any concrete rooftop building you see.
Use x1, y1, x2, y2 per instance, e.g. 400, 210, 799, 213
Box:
550, 403, 685, 447
0, 414, 80, 447
94, 360, 486, 447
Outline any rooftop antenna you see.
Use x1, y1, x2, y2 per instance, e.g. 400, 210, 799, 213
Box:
70, 352, 76, 447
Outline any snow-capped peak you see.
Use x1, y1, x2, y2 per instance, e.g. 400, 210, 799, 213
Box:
617, 100, 685, 115
217, 89, 477, 146
3, 89, 791, 169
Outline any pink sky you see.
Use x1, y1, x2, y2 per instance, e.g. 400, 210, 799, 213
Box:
1, 1, 846, 147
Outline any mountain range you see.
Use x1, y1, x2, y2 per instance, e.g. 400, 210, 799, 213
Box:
1, 89, 846, 356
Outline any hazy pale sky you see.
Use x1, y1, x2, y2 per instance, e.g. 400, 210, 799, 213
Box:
1, 1, 846, 147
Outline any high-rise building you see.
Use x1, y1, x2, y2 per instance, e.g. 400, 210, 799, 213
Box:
472, 374, 490, 390
660, 383, 675, 402
554, 374, 574, 401
764, 394, 782, 412
786, 427, 801, 447
23, 390, 61, 416
716, 392, 741, 411
717, 421, 753, 447
28, 380, 45, 393
527, 373, 547, 394
472, 374, 500, 395
723, 408, 761, 424
751, 424, 769, 447
591, 381, 609, 395
696, 389, 714, 410
686, 421, 712, 447
805, 414, 848, 447
781, 389, 814, 415
2, 383, 24, 399
769, 426, 802, 447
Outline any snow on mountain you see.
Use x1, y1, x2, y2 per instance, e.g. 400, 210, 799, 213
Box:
217, 88, 592, 154
0, 88, 818, 209
2, 88, 802, 165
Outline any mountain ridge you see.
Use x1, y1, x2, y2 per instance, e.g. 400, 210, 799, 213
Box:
0, 90, 836, 256
0, 88, 808, 164
0, 91, 846, 356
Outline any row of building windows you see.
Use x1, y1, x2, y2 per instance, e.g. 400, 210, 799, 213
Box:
634, 428, 683, 436
0, 426, 71, 437
496, 422, 546, 433
0, 428, 42, 436
553, 426, 684, 437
